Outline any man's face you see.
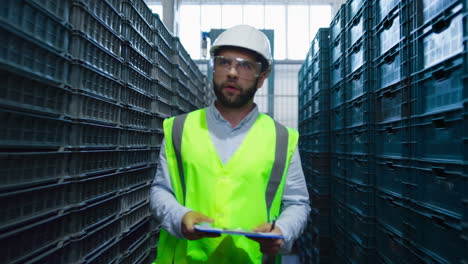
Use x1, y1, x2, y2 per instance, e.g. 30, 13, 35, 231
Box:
212, 49, 268, 108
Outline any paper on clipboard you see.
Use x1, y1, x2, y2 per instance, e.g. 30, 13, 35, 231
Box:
194, 223, 284, 239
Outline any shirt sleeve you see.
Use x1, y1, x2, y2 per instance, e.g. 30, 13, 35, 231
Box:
275, 147, 311, 253
149, 139, 191, 239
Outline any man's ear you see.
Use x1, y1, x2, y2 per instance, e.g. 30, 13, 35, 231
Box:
256, 71, 270, 89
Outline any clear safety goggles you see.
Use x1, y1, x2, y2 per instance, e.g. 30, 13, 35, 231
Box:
210, 56, 262, 80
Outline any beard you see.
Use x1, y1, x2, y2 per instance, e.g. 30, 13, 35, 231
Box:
213, 79, 259, 108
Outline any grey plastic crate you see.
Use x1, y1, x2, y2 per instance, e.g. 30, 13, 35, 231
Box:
121, 166, 155, 189
1, 0, 71, 53
409, 0, 462, 31
121, 21, 154, 61
174, 95, 192, 113
153, 13, 172, 49
121, 63, 155, 96
121, 128, 162, 148
70, 122, 121, 149
120, 149, 158, 171
36, 217, 122, 264
70, 2, 122, 57
125, 0, 155, 28
0, 27, 70, 84
121, 85, 153, 113
376, 190, 407, 236
77, 0, 122, 34
68, 173, 123, 204
173, 79, 196, 103
410, 110, 464, 162
69, 33, 122, 80
70, 92, 122, 126
69, 62, 121, 102
120, 185, 150, 214
410, 9, 464, 74
0, 152, 69, 191
404, 204, 465, 264
153, 79, 173, 105
122, 44, 154, 78
121, 1, 154, 45
0, 110, 72, 149
28, 0, 70, 22
0, 70, 71, 116
375, 12, 405, 58
152, 95, 173, 118
120, 201, 150, 234
151, 114, 164, 131
0, 182, 69, 231
406, 160, 465, 218
155, 33, 173, 67
68, 150, 121, 177
374, 0, 401, 25
121, 106, 153, 130
151, 64, 173, 92
155, 48, 174, 78
347, 0, 367, 23
330, 5, 346, 42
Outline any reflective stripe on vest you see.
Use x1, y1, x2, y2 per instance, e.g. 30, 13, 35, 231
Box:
171, 113, 289, 221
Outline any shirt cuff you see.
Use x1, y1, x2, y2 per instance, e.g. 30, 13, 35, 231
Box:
171, 207, 193, 239
275, 221, 294, 253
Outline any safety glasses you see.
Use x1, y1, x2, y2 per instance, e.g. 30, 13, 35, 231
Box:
210, 56, 262, 80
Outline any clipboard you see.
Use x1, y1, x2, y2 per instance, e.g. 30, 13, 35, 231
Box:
194, 223, 284, 239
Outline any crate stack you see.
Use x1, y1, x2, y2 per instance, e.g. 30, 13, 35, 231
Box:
298, 28, 332, 263
299, 0, 467, 263
0, 0, 208, 263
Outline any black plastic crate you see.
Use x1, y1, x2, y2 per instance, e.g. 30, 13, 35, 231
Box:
70, 2, 122, 57
152, 97, 173, 119
174, 95, 193, 113
0, 182, 69, 231
331, 105, 346, 131
346, 37, 373, 76
409, 6, 464, 74
330, 5, 346, 43
121, 1, 154, 45
331, 176, 347, 204
376, 224, 425, 264
77, 0, 122, 34
345, 126, 373, 155
346, 10, 372, 50
120, 149, 158, 171
153, 14, 172, 50
409, 0, 463, 32
70, 122, 121, 149
309, 171, 331, 196
404, 203, 465, 264
70, 92, 122, 126
331, 58, 345, 86
121, 21, 154, 61
35, 217, 121, 263
345, 179, 375, 217
377, 86, 409, 124
69, 62, 122, 102
344, 153, 374, 185
302, 133, 330, 154
151, 64, 173, 92
0, 151, 69, 191
28, 0, 70, 22
125, 0, 155, 28
331, 82, 345, 108
374, 50, 410, 93
121, 63, 155, 96
68, 150, 121, 177
86, 238, 120, 264
409, 110, 464, 162
345, 95, 374, 128
122, 44, 154, 78
331, 35, 345, 64
173, 79, 196, 103
411, 59, 464, 116
0, 26, 70, 85
121, 128, 162, 148
121, 85, 153, 113
68, 172, 123, 204
120, 232, 153, 264
346, 0, 370, 24
1, 0, 71, 53
151, 114, 164, 132
0, 110, 72, 149
344, 232, 377, 264
375, 156, 415, 197
121, 106, 153, 130
345, 204, 376, 249
406, 160, 465, 218
375, 120, 411, 159
0, 70, 71, 117
69, 33, 122, 80
345, 66, 373, 104
155, 48, 174, 78
120, 166, 155, 191
310, 207, 331, 237
153, 80, 174, 106
120, 200, 150, 233
330, 154, 347, 179
311, 28, 330, 58
310, 111, 330, 134
376, 190, 407, 237
119, 216, 151, 253
374, 4, 409, 58
155, 31, 177, 63
374, 0, 403, 26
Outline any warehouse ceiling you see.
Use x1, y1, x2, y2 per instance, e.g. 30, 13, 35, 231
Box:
145, 0, 344, 5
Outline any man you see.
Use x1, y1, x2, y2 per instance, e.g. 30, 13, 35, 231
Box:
150, 24, 310, 263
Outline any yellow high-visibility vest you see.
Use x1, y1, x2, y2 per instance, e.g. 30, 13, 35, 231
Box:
154, 108, 298, 264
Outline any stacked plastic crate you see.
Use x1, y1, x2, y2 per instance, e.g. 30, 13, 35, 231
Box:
0, 0, 159, 263
297, 28, 332, 263
403, 0, 467, 262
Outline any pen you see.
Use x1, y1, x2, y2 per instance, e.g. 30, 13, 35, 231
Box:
270, 220, 276, 232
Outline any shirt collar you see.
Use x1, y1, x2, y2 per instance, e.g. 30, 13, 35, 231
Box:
207, 103, 260, 130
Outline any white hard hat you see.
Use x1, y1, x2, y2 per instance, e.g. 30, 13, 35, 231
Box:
210, 25, 272, 68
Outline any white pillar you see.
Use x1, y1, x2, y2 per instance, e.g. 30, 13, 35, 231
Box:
162, 0, 180, 35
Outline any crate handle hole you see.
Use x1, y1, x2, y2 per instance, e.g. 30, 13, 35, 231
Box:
431, 118, 446, 128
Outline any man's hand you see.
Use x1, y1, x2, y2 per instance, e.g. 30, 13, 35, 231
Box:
247, 222, 283, 256
181, 211, 221, 240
